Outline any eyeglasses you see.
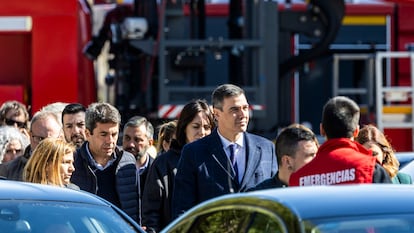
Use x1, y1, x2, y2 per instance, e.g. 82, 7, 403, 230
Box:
31, 135, 46, 143
5, 118, 26, 129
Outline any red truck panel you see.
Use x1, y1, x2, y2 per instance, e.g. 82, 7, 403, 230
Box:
0, 0, 96, 113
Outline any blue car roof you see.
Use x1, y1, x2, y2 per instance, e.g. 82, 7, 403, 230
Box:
0, 180, 107, 206
242, 184, 414, 219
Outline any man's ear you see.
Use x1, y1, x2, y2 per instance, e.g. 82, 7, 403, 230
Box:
149, 139, 154, 146
282, 155, 293, 171
85, 128, 91, 139
319, 123, 326, 137
352, 126, 360, 139
213, 107, 220, 120
281, 155, 290, 165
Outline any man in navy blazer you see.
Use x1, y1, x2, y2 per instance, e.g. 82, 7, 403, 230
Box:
171, 84, 277, 219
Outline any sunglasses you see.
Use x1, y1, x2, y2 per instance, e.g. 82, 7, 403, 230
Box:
5, 118, 26, 129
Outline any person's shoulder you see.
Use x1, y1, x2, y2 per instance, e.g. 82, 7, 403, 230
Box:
0, 156, 26, 180
373, 163, 392, 183
148, 154, 155, 165
152, 150, 177, 164
248, 176, 279, 192
184, 134, 215, 149
121, 149, 135, 159
3, 155, 25, 168
0, 163, 8, 177
245, 133, 274, 150
119, 149, 136, 164
75, 144, 88, 158
180, 138, 214, 161
396, 172, 412, 184
66, 183, 81, 191
245, 132, 273, 143
197, 133, 216, 143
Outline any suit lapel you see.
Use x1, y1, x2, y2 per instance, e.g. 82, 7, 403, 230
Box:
208, 130, 238, 180
240, 133, 262, 189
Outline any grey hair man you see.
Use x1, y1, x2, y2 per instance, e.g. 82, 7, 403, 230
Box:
122, 116, 155, 195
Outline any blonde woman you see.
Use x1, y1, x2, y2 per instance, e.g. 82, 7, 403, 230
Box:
23, 138, 78, 189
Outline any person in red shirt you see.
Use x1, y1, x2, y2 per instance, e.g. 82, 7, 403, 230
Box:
289, 96, 391, 186
248, 124, 318, 190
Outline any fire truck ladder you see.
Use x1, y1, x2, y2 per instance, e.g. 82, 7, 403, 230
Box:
375, 51, 414, 150
333, 53, 375, 120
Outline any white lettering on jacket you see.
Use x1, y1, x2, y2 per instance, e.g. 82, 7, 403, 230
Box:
299, 168, 356, 186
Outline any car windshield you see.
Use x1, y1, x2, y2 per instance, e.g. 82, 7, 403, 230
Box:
0, 200, 139, 233
305, 214, 414, 233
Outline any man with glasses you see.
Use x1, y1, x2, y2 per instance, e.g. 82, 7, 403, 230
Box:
0, 110, 62, 180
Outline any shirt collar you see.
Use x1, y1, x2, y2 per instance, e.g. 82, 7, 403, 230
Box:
85, 142, 117, 170
137, 154, 150, 174
217, 130, 244, 149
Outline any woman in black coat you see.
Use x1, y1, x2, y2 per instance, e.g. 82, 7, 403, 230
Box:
141, 99, 215, 232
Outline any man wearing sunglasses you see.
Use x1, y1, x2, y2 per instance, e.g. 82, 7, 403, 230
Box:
0, 101, 30, 139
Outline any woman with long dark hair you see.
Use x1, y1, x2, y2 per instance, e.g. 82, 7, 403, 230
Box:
142, 99, 215, 232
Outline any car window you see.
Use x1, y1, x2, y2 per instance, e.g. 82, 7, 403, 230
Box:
170, 208, 285, 233
0, 201, 140, 233
305, 214, 414, 233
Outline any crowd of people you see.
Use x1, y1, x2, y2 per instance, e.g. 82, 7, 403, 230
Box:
0, 84, 410, 232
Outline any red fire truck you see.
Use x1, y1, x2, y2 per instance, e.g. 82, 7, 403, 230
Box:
2, 0, 414, 152
90, 0, 414, 151
0, 0, 96, 113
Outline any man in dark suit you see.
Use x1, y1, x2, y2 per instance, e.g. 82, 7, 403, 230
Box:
171, 84, 277, 219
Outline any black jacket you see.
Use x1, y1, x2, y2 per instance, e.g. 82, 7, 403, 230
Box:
141, 140, 182, 232
247, 172, 287, 191
70, 142, 140, 223
140, 155, 154, 196
373, 163, 392, 183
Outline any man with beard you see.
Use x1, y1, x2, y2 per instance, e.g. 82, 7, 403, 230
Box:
122, 116, 154, 195
62, 103, 86, 148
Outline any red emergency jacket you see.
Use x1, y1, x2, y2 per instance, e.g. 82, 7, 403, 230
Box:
289, 138, 376, 186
